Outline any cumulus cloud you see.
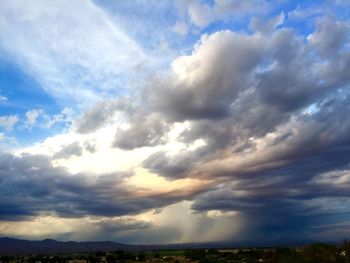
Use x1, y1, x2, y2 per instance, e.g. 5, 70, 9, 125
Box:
75, 99, 127, 134
188, 1, 215, 28
84, 140, 97, 153
103, 15, 350, 240
111, 18, 350, 182
24, 109, 43, 129
308, 17, 349, 57
44, 107, 74, 128
113, 113, 168, 150
173, 0, 271, 34
52, 142, 83, 160
142, 150, 196, 179
148, 31, 264, 121
0, 115, 19, 131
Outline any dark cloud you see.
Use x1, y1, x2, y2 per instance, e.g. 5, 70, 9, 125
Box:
97, 219, 152, 233
84, 140, 97, 153
0, 153, 196, 221
52, 142, 82, 159
148, 31, 264, 121
129, 18, 350, 241
113, 113, 168, 150
75, 99, 131, 134
309, 17, 349, 57
142, 150, 196, 179
191, 160, 350, 242
73, 218, 153, 242
189, 96, 350, 240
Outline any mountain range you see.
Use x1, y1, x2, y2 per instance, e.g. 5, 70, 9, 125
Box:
0, 237, 320, 255
0, 237, 139, 255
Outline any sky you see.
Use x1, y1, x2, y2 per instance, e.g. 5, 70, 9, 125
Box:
0, 0, 350, 245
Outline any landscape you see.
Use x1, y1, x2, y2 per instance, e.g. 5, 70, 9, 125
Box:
1, 237, 350, 262
1, 0, 350, 262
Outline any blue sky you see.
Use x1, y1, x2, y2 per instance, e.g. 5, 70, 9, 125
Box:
1, 0, 350, 244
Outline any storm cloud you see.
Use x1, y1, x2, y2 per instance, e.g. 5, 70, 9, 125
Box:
110, 17, 350, 240
0, 153, 202, 221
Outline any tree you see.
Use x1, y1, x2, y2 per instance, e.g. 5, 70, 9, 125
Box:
302, 243, 337, 263
137, 251, 146, 261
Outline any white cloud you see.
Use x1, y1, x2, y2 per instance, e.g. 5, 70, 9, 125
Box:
0, 0, 146, 108
172, 0, 271, 34
44, 107, 74, 128
18, 123, 147, 175
0, 95, 8, 102
21, 108, 74, 130
188, 1, 215, 28
24, 109, 43, 129
172, 21, 189, 35
214, 0, 270, 17
313, 170, 350, 186
0, 115, 19, 131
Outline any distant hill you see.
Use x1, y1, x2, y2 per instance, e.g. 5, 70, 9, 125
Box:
0, 237, 323, 255
0, 237, 215, 255
0, 237, 139, 255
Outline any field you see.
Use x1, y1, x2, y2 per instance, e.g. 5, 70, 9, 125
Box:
1, 241, 350, 263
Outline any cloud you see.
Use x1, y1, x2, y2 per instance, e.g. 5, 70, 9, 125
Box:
131, 201, 243, 244
0, 215, 152, 241
52, 142, 83, 160
24, 109, 43, 129
148, 31, 265, 121
172, 0, 271, 34
0, 115, 19, 131
111, 18, 350, 183
51, 140, 98, 160
19, 108, 74, 131
74, 100, 124, 134
308, 17, 349, 57
172, 21, 189, 36
250, 12, 285, 34
188, 1, 215, 28
113, 113, 168, 150
142, 150, 196, 179
104, 15, 350, 241
84, 140, 97, 153
287, 4, 324, 21
214, 0, 270, 18
44, 107, 74, 128
0, 0, 146, 107
0, 152, 207, 221
0, 201, 244, 244
185, 95, 350, 240
0, 95, 8, 102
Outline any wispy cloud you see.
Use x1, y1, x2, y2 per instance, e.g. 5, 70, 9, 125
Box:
0, 0, 146, 108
